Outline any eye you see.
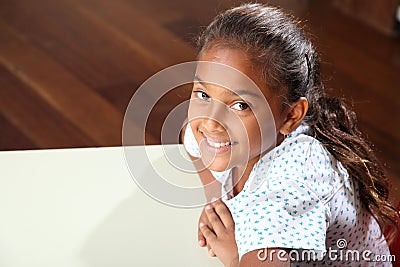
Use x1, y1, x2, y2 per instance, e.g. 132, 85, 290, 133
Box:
193, 90, 210, 102
231, 102, 250, 111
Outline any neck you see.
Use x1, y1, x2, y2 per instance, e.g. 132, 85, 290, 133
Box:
231, 134, 285, 196
231, 156, 259, 196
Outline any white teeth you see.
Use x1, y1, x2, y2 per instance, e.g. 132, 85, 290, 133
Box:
206, 138, 231, 148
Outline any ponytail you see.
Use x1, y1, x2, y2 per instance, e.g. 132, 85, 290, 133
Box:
308, 94, 399, 244
304, 40, 399, 244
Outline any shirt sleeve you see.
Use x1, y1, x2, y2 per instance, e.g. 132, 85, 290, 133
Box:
230, 177, 328, 260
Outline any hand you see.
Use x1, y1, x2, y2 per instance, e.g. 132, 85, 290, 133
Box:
199, 199, 239, 267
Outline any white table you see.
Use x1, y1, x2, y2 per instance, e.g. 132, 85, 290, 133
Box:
0, 145, 222, 267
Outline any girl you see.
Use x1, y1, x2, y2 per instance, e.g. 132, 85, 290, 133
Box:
182, 3, 399, 266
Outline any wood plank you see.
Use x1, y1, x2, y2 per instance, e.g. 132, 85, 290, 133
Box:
307, 3, 400, 103
312, 1, 400, 70
0, 22, 150, 146
144, 86, 191, 143
96, 81, 140, 114
0, 111, 37, 151
0, 0, 152, 90
323, 62, 400, 138
315, 32, 400, 104
0, 65, 95, 148
0, 0, 197, 132
72, 0, 196, 65
113, 0, 228, 25
332, 0, 397, 36
300, 3, 400, 155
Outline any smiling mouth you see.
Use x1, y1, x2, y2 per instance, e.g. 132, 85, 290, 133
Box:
201, 132, 237, 150
205, 138, 233, 148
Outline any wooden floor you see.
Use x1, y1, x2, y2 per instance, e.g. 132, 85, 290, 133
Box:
0, 0, 399, 203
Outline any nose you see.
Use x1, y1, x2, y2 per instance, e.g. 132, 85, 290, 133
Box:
202, 101, 228, 133
202, 117, 225, 133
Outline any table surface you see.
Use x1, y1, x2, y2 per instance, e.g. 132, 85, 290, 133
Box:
0, 145, 222, 267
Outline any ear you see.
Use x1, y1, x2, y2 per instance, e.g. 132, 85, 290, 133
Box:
279, 97, 308, 135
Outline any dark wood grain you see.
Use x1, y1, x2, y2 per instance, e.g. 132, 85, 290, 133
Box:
0, 64, 96, 148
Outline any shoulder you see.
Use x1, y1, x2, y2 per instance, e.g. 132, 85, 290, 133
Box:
226, 169, 329, 259
263, 131, 349, 204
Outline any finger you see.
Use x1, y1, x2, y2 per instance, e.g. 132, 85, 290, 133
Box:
209, 248, 216, 257
207, 244, 216, 257
212, 199, 235, 230
199, 222, 216, 242
198, 208, 210, 247
198, 227, 207, 247
204, 205, 225, 234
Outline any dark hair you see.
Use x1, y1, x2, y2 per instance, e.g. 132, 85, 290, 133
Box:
197, 3, 399, 243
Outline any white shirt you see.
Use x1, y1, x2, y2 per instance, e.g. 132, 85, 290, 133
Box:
184, 123, 391, 266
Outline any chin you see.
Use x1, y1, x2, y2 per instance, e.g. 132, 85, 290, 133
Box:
209, 166, 229, 172
202, 159, 232, 172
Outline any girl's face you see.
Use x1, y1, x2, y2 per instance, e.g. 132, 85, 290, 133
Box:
188, 47, 285, 172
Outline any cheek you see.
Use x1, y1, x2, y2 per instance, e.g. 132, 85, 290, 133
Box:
234, 117, 261, 143
234, 117, 263, 156
268, 100, 285, 129
248, 104, 279, 152
247, 122, 262, 147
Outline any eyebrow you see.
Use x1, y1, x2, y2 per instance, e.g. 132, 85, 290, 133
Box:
193, 75, 261, 99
